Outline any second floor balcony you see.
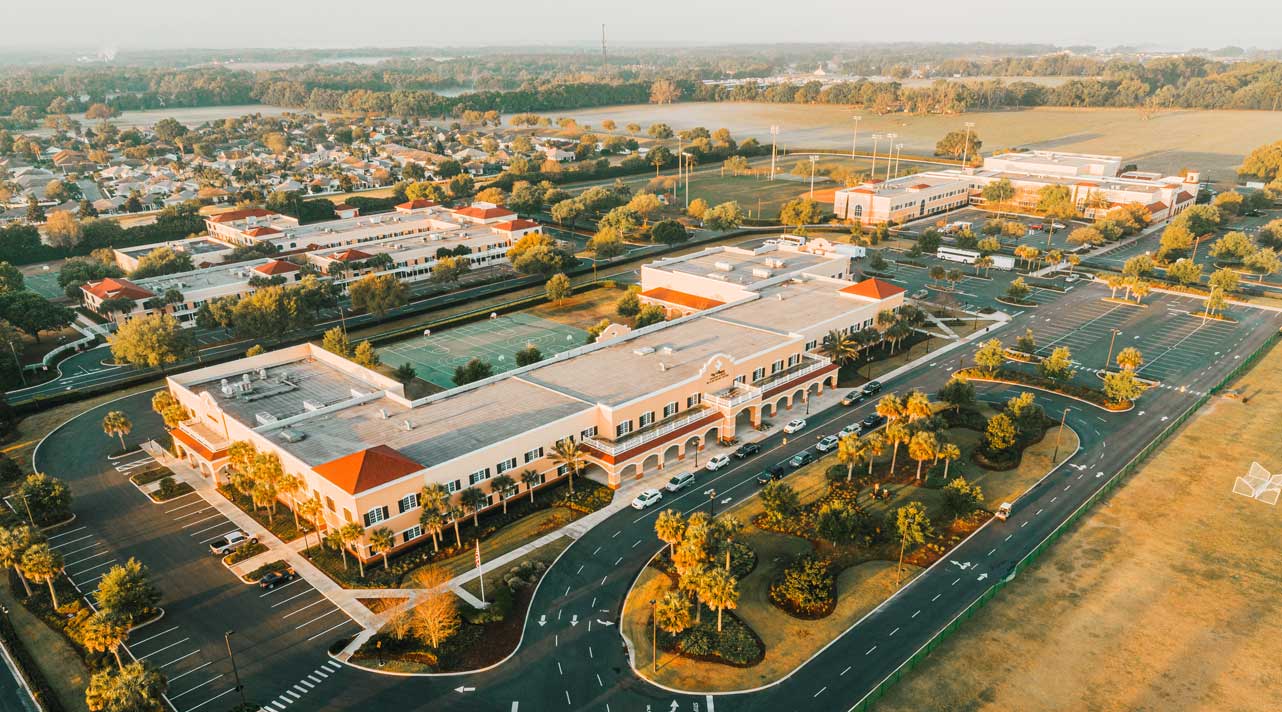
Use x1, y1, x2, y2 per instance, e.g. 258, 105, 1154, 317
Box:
582, 405, 718, 458
755, 354, 833, 394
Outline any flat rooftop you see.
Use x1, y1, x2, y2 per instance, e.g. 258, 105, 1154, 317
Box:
712, 279, 879, 335
135, 257, 275, 293
119, 236, 231, 258
843, 172, 968, 197
522, 316, 795, 406
657, 246, 835, 287
187, 356, 378, 428
310, 222, 506, 262
986, 151, 1121, 170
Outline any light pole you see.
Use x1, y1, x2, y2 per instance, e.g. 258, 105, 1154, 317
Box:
1104, 328, 1120, 372
7, 342, 24, 387
851, 115, 862, 159
769, 125, 779, 181
808, 155, 818, 199
650, 599, 658, 673
870, 134, 881, 181
225, 631, 246, 707
883, 133, 897, 181
1051, 408, 1068, 463
18, 495, 32, 525
893, 144, 903, 180
961, 122, 975, 167
709, 488, 717, 519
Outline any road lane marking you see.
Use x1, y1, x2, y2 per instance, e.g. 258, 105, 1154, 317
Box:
557, 662, 563, 675
987, 548, 995, 557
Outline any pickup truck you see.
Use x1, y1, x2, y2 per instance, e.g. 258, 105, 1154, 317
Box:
209, 531, 257, 556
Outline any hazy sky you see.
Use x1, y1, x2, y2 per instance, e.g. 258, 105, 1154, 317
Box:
7, 0, 1280, 52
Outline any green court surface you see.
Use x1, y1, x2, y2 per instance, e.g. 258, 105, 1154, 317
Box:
24, 271, 65, 299
377, 312, 588, 389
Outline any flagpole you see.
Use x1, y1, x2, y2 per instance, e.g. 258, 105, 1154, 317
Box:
475, 539, 486, 604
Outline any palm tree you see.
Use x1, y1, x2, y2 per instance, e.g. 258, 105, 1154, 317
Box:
325, 530, 349, 571
876, 393, 904, 422
295, 497, 321, 550
448, 506, 464, 547
908, 431, 938, 481
654, 591, 692, 635
459, 487, 488, 527
1116, 347, 1143, 372
520, 469, 541, 504
420, 509, 445, 553
81, 611, 129, 668
21, 543, 63, 608
937, 442, 962, 479
0, 525, 37, 596
903, 390, 932, 422
974, 255, 993, 277
654, 509, 685, 556
699, 567, 740, 633
895, 503, 931, 586
490, 474, 517, 514
369, 527, 395, 570
820, 329, 859, 367
101, 411, 132, 451
884, 421, 911, 476
550, 439, 586, 495
279, 473, 304, 529
339, 522, 367, 578
863, 433, 885, 479
837, 435, 867, 483
679, 564, 708, 624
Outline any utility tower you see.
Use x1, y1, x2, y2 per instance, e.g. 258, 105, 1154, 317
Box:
601, 25, 607, 66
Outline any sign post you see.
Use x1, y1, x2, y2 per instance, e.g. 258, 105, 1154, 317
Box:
474, 540, 486, 604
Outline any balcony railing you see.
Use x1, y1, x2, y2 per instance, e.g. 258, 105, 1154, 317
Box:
178, 419, 231, 453
754, 354, 832, 393
704, 382, 763, 410
582, 406, 716, 457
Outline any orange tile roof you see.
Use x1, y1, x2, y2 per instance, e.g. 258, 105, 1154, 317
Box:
1176, 191, 1195, 203
492, 219, 540, 232
83, 277, 154, 301
640, 287, 725, 312
207, 207, 276, 223
807, 188, 838, 204
454, 205, 515, 220
244, 226, 281, 237
313, 445, 423, 495
253, 259, 301, 275
396, 199, 438, 210
840, 278, 905, 300
1147, 201, 1169, 214
170, 427, 228, 461
330, 249, 372, 262
333, 203, 356, 211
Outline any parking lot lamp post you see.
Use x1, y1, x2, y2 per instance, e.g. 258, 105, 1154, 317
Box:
709, 489, 717, 519
809, 155, 818, 199
1051, 408, 1069, 463
894, 144, 904, 179
17, 495, 32, 525
1105, 329, 1120, 372
883, 134, 897, 181
870, 135, 882, 180
961, 122, 976, 166
650, 599, 658, 672
225, 631, 246, 707
7, 342, 24, 387
851, 116, 862, 159
770, 125, 779, 181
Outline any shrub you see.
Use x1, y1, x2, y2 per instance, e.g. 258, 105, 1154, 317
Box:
245, 560, 291, 581
463, 584, 513, 624
659, 613, 763, 666
769, 555, 836, 618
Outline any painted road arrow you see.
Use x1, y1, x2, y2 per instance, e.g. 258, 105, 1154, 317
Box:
570, 615, 579, 627
455, 686, 475, 693
596, 619, 615, 626
977, 572, 988, 581
538, 614, 547, 627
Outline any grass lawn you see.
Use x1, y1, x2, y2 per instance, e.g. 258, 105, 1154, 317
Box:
460, 538, 571, 600
875, 340, 1282, 711
596, 170, 828, 221
423, 506, 580, 585
0, 582, 90, 712
528, 284, 629, 331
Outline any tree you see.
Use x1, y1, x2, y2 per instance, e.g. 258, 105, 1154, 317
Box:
1004, 277, 1031, 303
985, 413, 1017, 452
702, 201, 744, 231
101, 411, 132, 451
109, 313, 194, 372
488, 474, 516, 515
904, 390, 933, 422
1166, 258, 1203, 286
1068, 226, 1104, 248
458, 486, 488, 528
452, 358, 493, 386
1035, 185, 1076, 235
0, 525, 39, 596
820, 329, 860, 367
1210, 231, 1254, 262
1039, 346, 1074, 382
908, 431, 938, 481
938, 375, 975, 412
935, 129, 982, 161
635, 304, 666, 328
699, 566, 739, 633
392, 363, 417, 385
19, 473, 71, 526
779, 198, 824, 230
507, 233, 574, 277
654, 590, 692, 636
369, 527, 395, 570
760, 481, 800, 526
353, 340, 379, 368
1204, 287, 1229, 320
409, 566, 460, 649
431, 255, 469, 285
130, 247, 193, 279
20, 542, 63, 607
895, 502, 932, 585
85, 662, 167, 712
1209, 267, 1240, 294
338, 522, 367, 577
348, 273, 408, 317
1103, 369, 1145, 406
81, 611, 130, 668
649, 220, 688, 245
942, 477, 984, 517
551, 438, 585, 495
514, 344, 543, 367
655, 509, 686, 556
1244, 247, 1282, 280
937, 442, 962, 479
980, 178, 1015, 213
1116, 346, 1143, 372
321, 326, 351, 357
0, 292, 73, 343
883, 421, 910, 475
545, 273, 572, 305
686, 198, 709, 220
974, 338, 1005, 375
95, 558, 161, 624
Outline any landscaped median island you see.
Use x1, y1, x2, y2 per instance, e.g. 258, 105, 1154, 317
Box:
622, 384, 1078, 691
961, 335, 1148, 411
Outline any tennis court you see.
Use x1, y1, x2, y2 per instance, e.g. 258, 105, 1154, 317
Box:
377, 312, 588, 389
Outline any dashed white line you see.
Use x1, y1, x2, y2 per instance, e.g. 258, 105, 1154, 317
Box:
931, 594, 941, 602
841, 666, 852, 676
987, 548, 996, 557
911, 610, 920, 618
865, 645, 877, 655
889, 627, 899, 637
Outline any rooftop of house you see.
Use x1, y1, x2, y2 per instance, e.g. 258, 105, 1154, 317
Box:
651, 245, 838, 287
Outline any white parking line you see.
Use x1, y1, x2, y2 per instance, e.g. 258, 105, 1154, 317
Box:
161, 494, 201, 510
67, 558, 117, 576
64, 550, 111, 567
173, 507, 215, 521
181, 514, 224, 529
59, 542, 104, 557
50, 534, 94, 549
190, 521, 234, 537
183, 687, 237, 712
282, 599, 329, 619
168, 661, 213, 682
306, 619, 354, 642
161, 651, 200, 668
169, 675, 223, 700
198, 529, 241, 544
271, 589, 316, 608
132, 625, 179, 646
46, 526, 87, 540
137, 638, 190, 660
294, 608, 340, 630
259, 578, 303, 597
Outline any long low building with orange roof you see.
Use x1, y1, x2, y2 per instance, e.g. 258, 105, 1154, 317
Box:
163, 240, 903, 562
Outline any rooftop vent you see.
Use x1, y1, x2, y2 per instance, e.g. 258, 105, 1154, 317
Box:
379, 408, 389, 419
255, 412, 278, 426
752, 268, 773, 279
658, 362, 668, 372
713, 261, 734, 272
303, 399, 323, 412
242, 373, 252, 383
660, 346, 675, 356
278, 428, 306, 443
257, 368, 268, 380
402, 419, 415, 431
776, 293, 785, 301
633, 346, 655, 356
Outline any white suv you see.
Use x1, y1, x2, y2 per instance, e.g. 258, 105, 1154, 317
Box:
705, 455, 730, 472
665, 472, 696, 492
631, 489, 664, 509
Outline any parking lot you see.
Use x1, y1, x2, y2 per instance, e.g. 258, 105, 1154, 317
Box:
867, 252, 1076, 312
902, 206, 1092, 254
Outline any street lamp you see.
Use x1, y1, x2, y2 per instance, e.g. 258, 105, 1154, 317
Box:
709, 488, 717, 519
851, 115, 862, 159
225, 631, 246, 707
883, 133, 898, 181
1105, 328, 1120, 372
893, 144, 904, 180
961, 122, 976, 167
870, 134, 882, 180
650, 599, 658, 673
769, 125, 780, 181
17, 494, 32, 526
808, 155, 818, 199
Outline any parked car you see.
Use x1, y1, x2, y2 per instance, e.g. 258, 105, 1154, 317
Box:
1050, 222, 1066, 230
861, 413, 886, 430
816, 435, 839, 453
862, 381, 883, 396
209, 531, 256, 556
840, 422, 862, 438
840, 391, 865, 407
1065, 274, 1080, 283
733, 442, 761, 459
1029, 223, 1044, 230
665, 472, 696, 492
755, 463, 787, 485
783, 418, 807, 434
257, 568, 296, 590
788, 451, 815, 468
631, 489, 664, 510
911, 288, 929, 300
995, 502, 1013, 521
705, 454, 731, 472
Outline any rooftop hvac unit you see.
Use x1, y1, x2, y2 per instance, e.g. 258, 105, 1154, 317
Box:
752, 268, 772, 279
219, 379, 234, 397
379, 408, 389, 419
402, 419, 415, 431
776, 293, 785, 301
257, 368, 268, 380
350, 388, 366, 398
255, 412, 278, 426
769, 259, 786, 269
303, 399, 323, 412
278, 428, 306, 443
660, 346, 674, 356
242, 373, 252, 383
658, 362, 668, 372
713, 261, 734, 272
633, 346, 655, 356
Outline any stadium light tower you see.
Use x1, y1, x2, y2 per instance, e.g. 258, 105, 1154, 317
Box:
893, 143, 904, 179
883, 133, 897, 180
870, 134, 882, 181
961, 121, 976, 166
770, 125, 780, 181
851, 115, 862, 158
809, 155, 818, 198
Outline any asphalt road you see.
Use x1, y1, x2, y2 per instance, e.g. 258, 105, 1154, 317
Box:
31, 281, 1281, 712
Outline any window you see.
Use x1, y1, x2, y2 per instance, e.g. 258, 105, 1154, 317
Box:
556, 464, 569, 477
398, 493, 420, 514
806, 340, 818, 351
787, 354, 801, 367
771, 360, 784, 374
580, 427, 597, 439
686, 393, 702, 408
363, 506, 389, 527
523, 447, 544, 463
343, 508, 353, 523
496, 458, 517, 474
663, 402, 678, 418
401, 526, 422, 544
325, 496, 335, 512
446, 479, 461, 494
468, 468, 491, 485
733, 375, 746, 385
753, 367, 766, 381
638, 411, 655, 428
615, 421, 633, 437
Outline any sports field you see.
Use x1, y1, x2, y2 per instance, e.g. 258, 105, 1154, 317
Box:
376, 312, 587, 389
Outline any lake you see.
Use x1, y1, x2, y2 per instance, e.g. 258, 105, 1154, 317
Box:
529, 103, 1282, 182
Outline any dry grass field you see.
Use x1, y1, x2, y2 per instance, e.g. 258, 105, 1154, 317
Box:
875, 342, 1282, 712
